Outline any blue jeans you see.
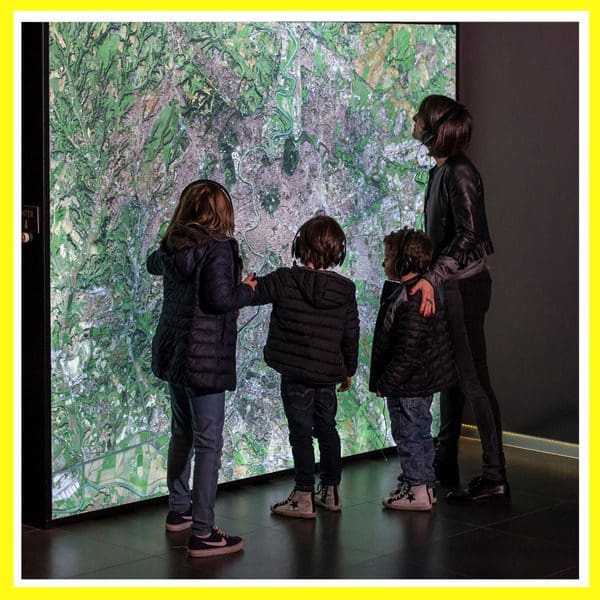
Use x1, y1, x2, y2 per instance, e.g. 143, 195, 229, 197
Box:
281, 377, 341, 492
167, 384, 225, 536
387, 395, 435, 486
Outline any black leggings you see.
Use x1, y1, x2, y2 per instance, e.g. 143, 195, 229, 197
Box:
438, 270, 506, 481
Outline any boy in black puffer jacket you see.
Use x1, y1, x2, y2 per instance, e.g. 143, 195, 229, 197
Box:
370, 228, 456, 511
249, 215, 359, 518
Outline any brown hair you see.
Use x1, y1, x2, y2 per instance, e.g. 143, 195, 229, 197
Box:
162, 179, 235, 243
384, 228, 432, 277
417, 94, 472, 158
292, 215, 347, 269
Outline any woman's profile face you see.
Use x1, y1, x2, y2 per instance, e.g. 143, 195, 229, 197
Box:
412, 112, 426, 141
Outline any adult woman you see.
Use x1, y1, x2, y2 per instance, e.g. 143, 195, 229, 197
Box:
410, 95, 509, 503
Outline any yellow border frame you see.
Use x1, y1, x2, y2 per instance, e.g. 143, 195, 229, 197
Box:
3, 2, 593, 596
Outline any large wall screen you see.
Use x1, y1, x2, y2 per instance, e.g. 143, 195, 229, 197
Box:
49, 21, 455, 518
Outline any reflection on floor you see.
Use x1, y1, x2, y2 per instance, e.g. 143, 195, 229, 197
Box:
21, 438, 580, 580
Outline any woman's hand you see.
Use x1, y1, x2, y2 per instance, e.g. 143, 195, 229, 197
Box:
242, 272, 257, 291
337, 376, 352, 392
410, 278, 435, 317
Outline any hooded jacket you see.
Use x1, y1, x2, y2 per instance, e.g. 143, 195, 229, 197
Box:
369, 278, 456, 397
147, 223, 253, 392
249, 266, 359, 385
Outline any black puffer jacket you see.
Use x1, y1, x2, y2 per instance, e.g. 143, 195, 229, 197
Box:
249, 266, 359, 385
147, 223, 253, 392
369, 278, 456, 397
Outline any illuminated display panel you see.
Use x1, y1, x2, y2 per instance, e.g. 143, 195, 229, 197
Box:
49, 21, 455, 518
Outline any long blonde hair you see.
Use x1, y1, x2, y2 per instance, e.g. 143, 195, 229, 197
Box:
162, 179, 235, 243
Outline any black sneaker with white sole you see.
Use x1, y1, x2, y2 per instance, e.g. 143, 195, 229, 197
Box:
188, 526, 244, 557
165, 506, 193, 532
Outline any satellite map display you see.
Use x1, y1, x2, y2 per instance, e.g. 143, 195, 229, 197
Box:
49, 21, 455, 518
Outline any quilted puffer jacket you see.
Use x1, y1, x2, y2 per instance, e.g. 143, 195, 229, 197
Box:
147, 223, 253, 392
369, 277, 456, 397
249, 266, 359, 385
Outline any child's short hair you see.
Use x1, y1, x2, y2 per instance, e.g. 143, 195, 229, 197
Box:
384, 228, 433, 277
292, 215, 346, 269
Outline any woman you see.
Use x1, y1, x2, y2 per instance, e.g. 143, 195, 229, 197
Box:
410, 95, 509, 503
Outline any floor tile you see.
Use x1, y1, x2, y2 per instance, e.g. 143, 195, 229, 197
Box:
394, 526, 578, 579
21, 528, 153, 579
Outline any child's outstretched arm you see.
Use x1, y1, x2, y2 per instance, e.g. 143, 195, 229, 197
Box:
245, 269, 284, 307
201, 242, 255, 312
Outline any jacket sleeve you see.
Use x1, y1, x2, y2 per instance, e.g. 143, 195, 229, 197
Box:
146, 249, 163, 276
422, 255, 460, 289
201, 242, 254, 312
341, 296, 360, 377
377, 295, 428, 395
424, 162, 482, 287
445, 163, 482, 259
245, 270, 283, 306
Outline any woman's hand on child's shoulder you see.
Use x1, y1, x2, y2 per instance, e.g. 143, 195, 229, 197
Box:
242, 272, 257, 291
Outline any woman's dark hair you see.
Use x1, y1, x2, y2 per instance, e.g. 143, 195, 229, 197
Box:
162, 179, 234, 244
417, 94, 472, 158
292, 215, 347, 269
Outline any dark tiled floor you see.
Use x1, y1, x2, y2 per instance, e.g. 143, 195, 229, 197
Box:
21, 439, 580, 580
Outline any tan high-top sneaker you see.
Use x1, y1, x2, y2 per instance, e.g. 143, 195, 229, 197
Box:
382, 482, 432, 511
270, 489, 316, 518
315, 484, 342, 511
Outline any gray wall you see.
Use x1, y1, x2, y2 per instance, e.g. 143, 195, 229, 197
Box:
458, 23, 579, 443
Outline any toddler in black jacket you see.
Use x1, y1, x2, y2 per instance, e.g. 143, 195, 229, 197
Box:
249, 215, 359, 518
370, 228, 456, 511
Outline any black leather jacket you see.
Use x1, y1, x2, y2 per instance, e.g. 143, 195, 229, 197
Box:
424, 153, 494, 287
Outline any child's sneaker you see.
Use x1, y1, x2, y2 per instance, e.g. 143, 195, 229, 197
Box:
382, 482, 432, 511
390, 476, 436, 505
315, 484, 342, 511
165, 506, 193, 531
187, 526, 244, 557
428, 484, 437, 504
270, 489, 315, 518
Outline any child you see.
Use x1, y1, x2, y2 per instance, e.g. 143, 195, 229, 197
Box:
147, 179, 256, 557
369, 227, 456, 511
249, 215, 359, 518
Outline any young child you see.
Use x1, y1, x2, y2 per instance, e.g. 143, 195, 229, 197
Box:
249, 215, 359, 518
147, 179, 256, 557
369, 227, 456, 511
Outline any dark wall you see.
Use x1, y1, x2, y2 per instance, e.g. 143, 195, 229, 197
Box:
458, 23, 579, 443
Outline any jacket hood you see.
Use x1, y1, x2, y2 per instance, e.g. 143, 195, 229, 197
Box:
290, 265, 355, 309
379, 275, 419, 303
158, 223, 230, 282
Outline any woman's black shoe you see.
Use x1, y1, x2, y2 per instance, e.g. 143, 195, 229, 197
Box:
446, 475, 511, 503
